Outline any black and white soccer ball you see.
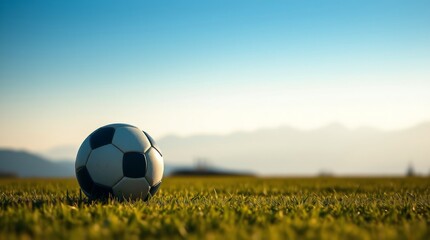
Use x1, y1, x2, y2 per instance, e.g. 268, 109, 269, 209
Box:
75, 123, 163, 201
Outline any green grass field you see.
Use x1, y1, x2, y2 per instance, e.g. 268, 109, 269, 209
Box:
0, 177, 429, 239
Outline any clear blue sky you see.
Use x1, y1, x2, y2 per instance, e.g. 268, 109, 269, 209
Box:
1, 0, 430, 151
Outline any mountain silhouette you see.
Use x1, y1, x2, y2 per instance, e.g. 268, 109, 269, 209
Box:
6, 122, 430, 176
0, 149, 74, 177
159, 122, 430, 175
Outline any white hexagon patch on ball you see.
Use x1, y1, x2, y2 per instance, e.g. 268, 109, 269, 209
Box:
75, 123, 163, 201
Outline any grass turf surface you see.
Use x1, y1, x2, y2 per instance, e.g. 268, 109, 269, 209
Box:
0, 177, 429, 239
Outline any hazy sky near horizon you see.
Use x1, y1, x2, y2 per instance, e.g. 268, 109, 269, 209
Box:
1, 0, 430, 152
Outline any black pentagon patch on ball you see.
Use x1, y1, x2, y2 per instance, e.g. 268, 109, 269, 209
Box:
76, 166, 94, 196
123, 152, 147, 178
150, 181, 162, 196
143, 131, 162, 156
90, 127, 115, 149
91, 184, 114, 200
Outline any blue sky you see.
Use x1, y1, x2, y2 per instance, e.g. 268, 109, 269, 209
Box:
1, 0, 430, 151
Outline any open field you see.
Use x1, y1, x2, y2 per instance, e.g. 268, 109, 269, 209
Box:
0, 177, 429, 239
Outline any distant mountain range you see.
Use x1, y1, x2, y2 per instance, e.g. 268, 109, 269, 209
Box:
159, 122, 430, 175
0, 149, 74, 177
2, 122, 430, 176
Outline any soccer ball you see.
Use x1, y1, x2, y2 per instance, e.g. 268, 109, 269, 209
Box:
75, 123, 163, 200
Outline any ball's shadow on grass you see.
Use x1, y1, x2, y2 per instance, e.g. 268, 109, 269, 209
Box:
0, 189, 156, 209
64, 189, 154, 206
